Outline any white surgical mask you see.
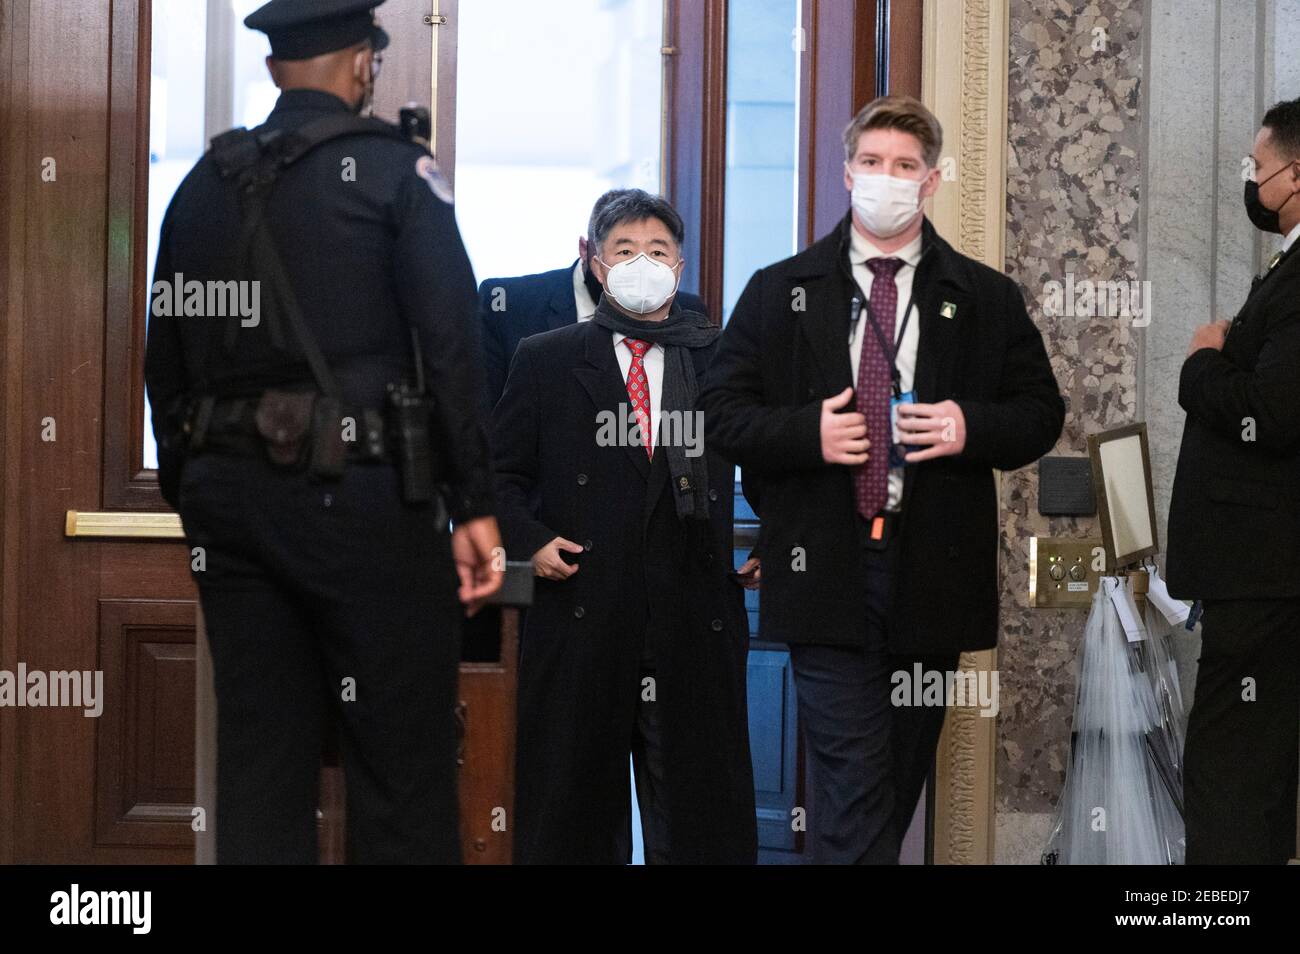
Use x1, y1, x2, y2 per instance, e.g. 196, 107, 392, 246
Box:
598, 253, 681, 315
848, 170, 923, 238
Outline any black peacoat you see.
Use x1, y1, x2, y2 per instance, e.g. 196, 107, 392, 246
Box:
492, 316, 757, 864
699, 215, 1064, 654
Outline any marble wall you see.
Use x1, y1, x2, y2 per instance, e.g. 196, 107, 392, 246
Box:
997, 0, 1144, 862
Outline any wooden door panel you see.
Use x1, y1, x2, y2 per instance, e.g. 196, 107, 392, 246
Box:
456, 606, 519, 864
93, 599, 196, 850
3, 0, 118, 865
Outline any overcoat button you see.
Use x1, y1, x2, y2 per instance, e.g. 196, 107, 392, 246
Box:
948, 546, 959, 558
710, 618, 723, 631
574, 606, 585, 619
708, 489, 718, 501
576, 473, 588, 486
583, 539, 593, 551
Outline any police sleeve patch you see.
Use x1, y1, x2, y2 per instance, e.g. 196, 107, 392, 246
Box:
415, 155, 454, 205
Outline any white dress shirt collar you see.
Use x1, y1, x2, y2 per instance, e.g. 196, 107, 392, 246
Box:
573, 260, 598, 321
849, 224, 923, 267
612, 332, 661, 353
1283, 221, 1300, 254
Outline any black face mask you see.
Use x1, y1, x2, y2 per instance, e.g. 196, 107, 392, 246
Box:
1244, 161, 1296, 234
582, 256, 605, 306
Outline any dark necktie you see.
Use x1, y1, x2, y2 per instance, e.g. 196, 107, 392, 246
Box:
853, 257, 903, 519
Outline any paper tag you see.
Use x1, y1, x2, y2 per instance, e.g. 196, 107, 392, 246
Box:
1145, 567, 1190, 625
1106, 577, 1146, 642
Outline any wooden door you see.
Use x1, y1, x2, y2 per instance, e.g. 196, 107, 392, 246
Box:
0, 0, 507, 865
0, 0, 935, 867
1, 0, 197, 864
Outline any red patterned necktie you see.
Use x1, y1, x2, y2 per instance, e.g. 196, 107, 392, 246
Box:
622, 338, 653, 458
853, 257, 903, 519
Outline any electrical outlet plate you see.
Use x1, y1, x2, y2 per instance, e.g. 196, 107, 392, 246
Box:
1029, 537, 1103, 608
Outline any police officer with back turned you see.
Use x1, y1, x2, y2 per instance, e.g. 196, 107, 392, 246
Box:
144, 0, 502, 864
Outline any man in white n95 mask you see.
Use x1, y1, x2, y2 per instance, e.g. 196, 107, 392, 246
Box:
491, 190, 758, 864
475, 190, 710, 413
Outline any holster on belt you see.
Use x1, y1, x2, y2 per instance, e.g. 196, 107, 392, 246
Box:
385, 382, 436, 505
309, 394, 348, 480
180, 395, 217, 454
254, 388, 314, 468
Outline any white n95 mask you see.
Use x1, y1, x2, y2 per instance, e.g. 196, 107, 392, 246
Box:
599, 253, 681, 315
849, 171, 923, 238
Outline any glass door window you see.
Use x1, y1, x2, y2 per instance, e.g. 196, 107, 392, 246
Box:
453, 0, 665, 281
144, 0, 276, 469
721, 0, 801, 323
722, 0, 804, 859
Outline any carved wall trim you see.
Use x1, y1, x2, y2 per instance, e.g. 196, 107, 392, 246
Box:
921, 0, 1009, 865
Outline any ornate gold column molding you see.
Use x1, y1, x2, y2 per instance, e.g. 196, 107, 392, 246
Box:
921, 0, 1009, 865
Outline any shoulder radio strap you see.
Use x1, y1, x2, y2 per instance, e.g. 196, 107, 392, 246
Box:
209, 115, 412, 399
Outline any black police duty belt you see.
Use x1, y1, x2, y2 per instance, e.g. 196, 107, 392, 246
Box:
189, 393, 390, 463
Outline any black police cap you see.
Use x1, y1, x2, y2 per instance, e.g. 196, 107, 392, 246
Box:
245, 0, 389, 61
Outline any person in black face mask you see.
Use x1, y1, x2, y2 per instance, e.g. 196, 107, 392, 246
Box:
146, 0, 504, 863
1244, 137, 1300, 235
475, 190, 710, 414
1166, 96, 1300, 865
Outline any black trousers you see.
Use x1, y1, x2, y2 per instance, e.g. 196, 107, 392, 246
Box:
789, 526, 958, 864
612, 667, 672, 865
180, 452, 463, 864
1184, 597, 1300, 865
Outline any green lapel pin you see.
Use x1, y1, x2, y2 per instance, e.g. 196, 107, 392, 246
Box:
940, 301, 957, 319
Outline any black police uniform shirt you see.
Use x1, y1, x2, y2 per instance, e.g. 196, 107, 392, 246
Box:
144, 88, 493, 522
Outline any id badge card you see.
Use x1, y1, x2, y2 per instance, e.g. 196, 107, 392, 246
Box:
890, 390, 916, 467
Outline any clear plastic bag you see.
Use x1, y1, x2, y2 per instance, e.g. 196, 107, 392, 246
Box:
1042, 577, 1186, 864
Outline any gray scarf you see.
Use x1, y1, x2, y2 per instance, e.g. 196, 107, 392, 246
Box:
592, 297, 718, 519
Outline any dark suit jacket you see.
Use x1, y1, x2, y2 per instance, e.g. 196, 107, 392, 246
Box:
699, 214, 1064, 654
477, 262, 707, 412
492, 317, 756, 864
1166, 241, 1300, 600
